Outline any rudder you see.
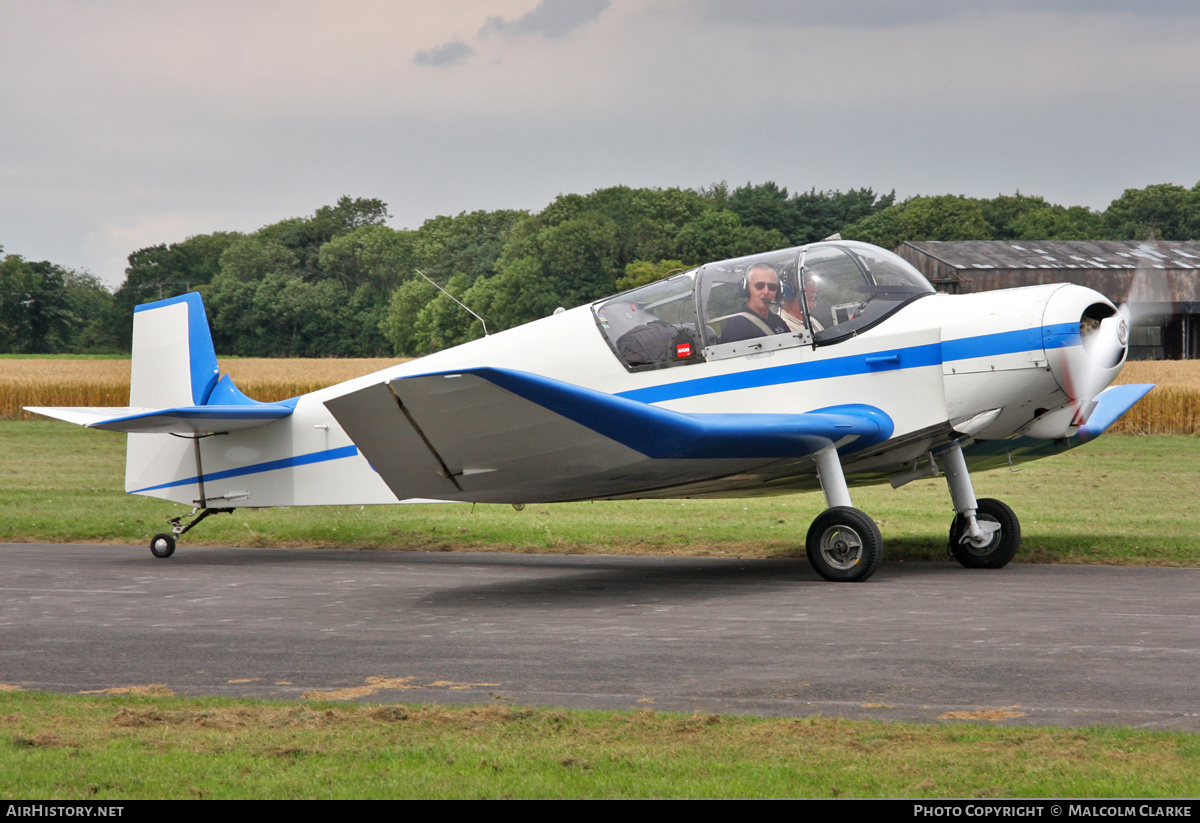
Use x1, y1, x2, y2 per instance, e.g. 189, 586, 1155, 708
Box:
129, 293, 220, 408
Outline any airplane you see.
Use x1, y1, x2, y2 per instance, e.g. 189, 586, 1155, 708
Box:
28, 239, 1154, 582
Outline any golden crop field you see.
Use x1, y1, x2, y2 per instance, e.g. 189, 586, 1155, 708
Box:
0, 357, 400, 420
3, 356, 1198, 433
1110, 361, 1200, 434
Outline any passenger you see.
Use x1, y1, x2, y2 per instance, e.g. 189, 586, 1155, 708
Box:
781, 274, 824, 333
718, 263, 790, 343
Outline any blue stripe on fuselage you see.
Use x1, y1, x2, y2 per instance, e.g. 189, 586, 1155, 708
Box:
129, 445, 359, 494
617, 323, 1079, 404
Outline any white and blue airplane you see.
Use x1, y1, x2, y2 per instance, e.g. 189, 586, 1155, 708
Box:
29, 240, 1152, 582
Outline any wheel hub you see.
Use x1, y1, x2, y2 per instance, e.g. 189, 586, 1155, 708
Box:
960, 516, 1002, 553
820, 527, 862, 569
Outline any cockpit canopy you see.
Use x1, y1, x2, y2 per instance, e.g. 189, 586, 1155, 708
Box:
593, 241, 935, 372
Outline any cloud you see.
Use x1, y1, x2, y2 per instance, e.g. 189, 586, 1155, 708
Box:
413, 39, 474, 67
481, 0, 610, 40
685, 0, 1200, 29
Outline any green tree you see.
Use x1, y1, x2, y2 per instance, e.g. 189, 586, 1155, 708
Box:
407, 209, 525, 286
479, 209, 624, 330
1009, 204, 1103, 240
410, 273, 482, 354
318, 224, 416, 296
616, 259, 691, 291
108, 232, 240, 349
842, 195, 993, 248
0, 252, 114, 353
788, 187, 895, 244
253, 197, 390, 280
979, 193, 1055, 239
725, 181, 796, 239
717, 182, 894, 245
1102, 183, 1200, 240
670, 210, 789, 262
218, 236, 299, 283
380, 277, 438, 356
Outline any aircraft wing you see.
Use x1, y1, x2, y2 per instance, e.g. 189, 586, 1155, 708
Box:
324, 367, 894, 504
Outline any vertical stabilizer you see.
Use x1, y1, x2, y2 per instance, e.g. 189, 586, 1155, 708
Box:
129, 293, 220, 408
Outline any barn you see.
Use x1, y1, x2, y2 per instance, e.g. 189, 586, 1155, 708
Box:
895, 240, 1200, 360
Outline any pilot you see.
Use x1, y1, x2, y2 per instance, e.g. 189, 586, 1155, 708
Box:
781, 274, 824, 333
718, 263, 790, 343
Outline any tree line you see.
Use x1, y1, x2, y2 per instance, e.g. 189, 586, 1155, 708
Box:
4, 181, 1200, 357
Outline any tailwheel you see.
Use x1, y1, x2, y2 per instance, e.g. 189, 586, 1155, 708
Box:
948, 497, 1020, 569
150, 533, 176, 559
806, 506, 884, 582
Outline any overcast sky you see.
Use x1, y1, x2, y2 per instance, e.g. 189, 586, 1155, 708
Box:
4, 0, 1200, 287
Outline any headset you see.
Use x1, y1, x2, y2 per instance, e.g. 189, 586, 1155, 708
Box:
738, 263, 781, 300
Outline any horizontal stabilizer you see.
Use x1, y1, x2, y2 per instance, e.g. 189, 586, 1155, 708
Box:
28, 294, 298, 435
1078, 383, 1155, 440
962, 383, 1154, 471
26, 403, 296, 434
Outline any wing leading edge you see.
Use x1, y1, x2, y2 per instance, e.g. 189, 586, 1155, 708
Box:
324, 366, 894, 503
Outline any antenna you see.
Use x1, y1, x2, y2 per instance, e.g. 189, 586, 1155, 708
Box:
413, 269, 489, 337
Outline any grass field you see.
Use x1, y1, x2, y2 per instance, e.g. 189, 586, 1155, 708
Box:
1, 420, 1196, 566
2, 691, 1197, 799
3, 361, 1198, 799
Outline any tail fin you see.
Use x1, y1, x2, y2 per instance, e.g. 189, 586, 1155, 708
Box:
129, 293, 220, 408
26, 292, 302, 505
27, 293, 293, 434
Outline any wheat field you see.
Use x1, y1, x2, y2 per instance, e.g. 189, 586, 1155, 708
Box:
1109, 361, 1200, 435
3, 356, 1198, 433
0, 358, 399, 420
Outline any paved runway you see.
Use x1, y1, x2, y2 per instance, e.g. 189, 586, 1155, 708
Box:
2, 543, 1197, 730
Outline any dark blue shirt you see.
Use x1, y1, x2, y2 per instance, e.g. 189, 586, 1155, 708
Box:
718, 308, 790, 344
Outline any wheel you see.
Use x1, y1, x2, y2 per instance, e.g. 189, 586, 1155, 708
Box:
805, 507, 884, 582
150, 533, 176, 559
948, 498, 1020, 569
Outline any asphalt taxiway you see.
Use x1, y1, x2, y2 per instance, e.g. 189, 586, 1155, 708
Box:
2, 543, 1196, 729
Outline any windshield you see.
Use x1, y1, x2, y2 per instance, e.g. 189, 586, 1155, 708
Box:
801, 241, 934, 342
592, 241, 935, 370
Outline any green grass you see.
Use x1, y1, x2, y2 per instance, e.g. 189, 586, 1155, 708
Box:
4, 425, 1197, 799
2, 691, 1197, 799
1, 420, 1196, 565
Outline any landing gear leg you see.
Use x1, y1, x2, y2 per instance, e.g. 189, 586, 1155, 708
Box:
806, 446, 883, 582
147, 507, 235, 559
941, 443, 1020, 569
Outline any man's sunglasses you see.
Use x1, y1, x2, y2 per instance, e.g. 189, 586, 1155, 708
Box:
752, 282, 778, 292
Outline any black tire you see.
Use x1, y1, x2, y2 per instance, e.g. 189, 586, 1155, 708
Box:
150, 533, 176, 559
805, 507, 884, 582
948, 498, 1020, 569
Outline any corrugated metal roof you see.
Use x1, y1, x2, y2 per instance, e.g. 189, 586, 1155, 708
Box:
901, 241, 1200, 271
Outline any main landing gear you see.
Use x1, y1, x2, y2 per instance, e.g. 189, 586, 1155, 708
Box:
806, 446, 884, 582
940, 443, 1020, 569
804, 441, 1022, 581
148, 506, 235, 559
